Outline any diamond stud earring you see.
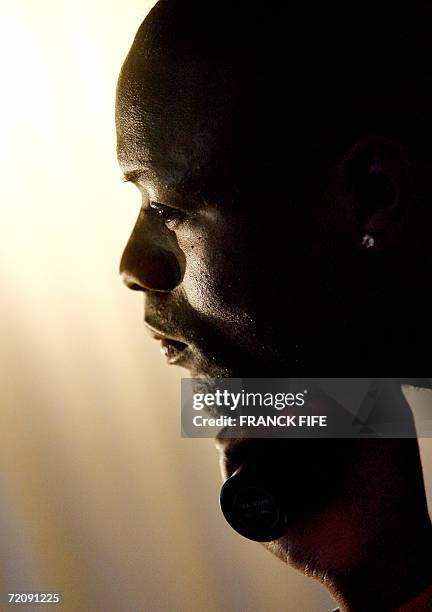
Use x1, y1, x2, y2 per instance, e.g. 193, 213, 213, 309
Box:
361, 234, 375, 249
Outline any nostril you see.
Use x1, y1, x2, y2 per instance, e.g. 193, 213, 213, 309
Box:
120, 271, 145, 291
129, 281, 145, 292
119, 248, 182, 292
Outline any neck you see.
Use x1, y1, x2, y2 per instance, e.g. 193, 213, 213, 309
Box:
330, 520, 432, 611
329, 385, 432, 610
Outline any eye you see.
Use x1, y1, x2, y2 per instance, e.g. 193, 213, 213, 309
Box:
150, 202, 186, 227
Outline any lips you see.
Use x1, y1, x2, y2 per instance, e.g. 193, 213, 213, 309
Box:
144, 323, 189, 364
159, 337, 188, 363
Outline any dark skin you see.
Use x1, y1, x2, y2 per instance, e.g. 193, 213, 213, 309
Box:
116, 2, 432, 610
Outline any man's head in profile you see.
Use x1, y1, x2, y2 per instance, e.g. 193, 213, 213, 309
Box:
116, 2, 432, 610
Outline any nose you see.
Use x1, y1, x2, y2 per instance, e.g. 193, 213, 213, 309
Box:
119, 210, 183, 292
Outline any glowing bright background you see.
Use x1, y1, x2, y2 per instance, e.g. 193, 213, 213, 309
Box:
0, 2, 430, 611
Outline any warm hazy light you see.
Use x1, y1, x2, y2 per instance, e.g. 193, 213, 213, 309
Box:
0, 2, 430, 611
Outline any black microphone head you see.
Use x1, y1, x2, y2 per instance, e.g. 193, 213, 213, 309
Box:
219, 466, 290, 542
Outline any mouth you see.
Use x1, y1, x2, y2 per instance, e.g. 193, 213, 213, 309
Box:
159, 337, 189, 363
144, 323, 189, 365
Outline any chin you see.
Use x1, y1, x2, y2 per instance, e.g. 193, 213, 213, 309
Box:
181, 349, 237, 378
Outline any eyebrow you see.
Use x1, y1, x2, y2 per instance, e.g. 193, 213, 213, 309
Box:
121, 168, 206, 208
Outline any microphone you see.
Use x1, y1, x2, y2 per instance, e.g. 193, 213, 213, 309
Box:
219, 464, 290, 542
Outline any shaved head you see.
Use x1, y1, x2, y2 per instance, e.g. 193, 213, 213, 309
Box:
118, 1, 432, 162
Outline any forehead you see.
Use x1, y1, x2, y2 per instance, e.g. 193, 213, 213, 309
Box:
115, 41, 241, 198
114, 13, 338, 206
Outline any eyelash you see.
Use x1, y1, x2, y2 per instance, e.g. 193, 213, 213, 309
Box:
150, 202, 187, 227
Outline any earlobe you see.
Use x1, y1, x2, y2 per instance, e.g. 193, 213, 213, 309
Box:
342, 134, 408, 252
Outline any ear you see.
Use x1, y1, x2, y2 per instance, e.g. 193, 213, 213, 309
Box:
341, 134, 408, 251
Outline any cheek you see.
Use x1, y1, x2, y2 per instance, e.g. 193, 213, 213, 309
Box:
175, 216, 257, 328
